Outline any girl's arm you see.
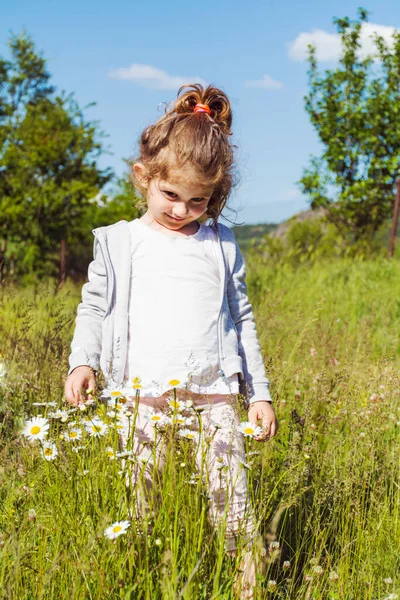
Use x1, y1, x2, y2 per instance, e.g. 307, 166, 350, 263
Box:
226, 232, 272, 407
68, 236, 107, 376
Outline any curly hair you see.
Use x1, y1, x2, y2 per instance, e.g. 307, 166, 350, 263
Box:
131, 83, 238, 224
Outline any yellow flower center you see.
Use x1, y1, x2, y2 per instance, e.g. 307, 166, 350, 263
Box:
111, 391, 122, 397
69, 431, 77, 438
92, 425, 102, 433
169, 379, 180, 387
187, 434, 194, 439
152, 415, 161, 421
113, 525, 122, 533
133, 384, 142, 389
44, 448, 53, 456
31, 426, 41, 435
244, 427, 254, 435
107, 451, 114, 457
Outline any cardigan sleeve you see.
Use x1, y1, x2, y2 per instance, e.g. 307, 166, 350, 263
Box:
226, 232, 272, 406
68, 234, 107, 376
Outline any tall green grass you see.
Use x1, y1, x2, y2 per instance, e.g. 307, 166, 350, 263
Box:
1, 256, 400, 599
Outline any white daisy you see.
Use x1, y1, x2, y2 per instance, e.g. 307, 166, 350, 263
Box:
166, 397, 185, 413
143, 411, 167, 426
32, 401, 57, 407
21, 417, 50, 442
84, 417, 108, 438
64, 427, 82, 442
237, 421, 263, 438
40, 441, 58, 461
116, 450, 134, 458
47, 409, 70, 422
102, 385, 129, 404
106, 398, 128, 412
104, 520, 130, 540
178, 428, 200, 442
71, 445, 86, 453
106, 447, 117, 460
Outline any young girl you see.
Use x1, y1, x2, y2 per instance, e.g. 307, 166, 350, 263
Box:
64, 83, 278, 598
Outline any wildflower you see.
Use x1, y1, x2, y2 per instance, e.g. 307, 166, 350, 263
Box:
238, 458, 251, 469
312, 565, 323, 575
107, 410, 123, 419
237, 421, 263, 438
21, 417, 50, 442
40, 441, 58, 461
384, 578, 393, 585
172, 414, 193, 426
154, 538, 162, 546
102, 385, 128, 403
359, 432, 366, 439
84, 417, 108, 438
178, 428, 199, 442
269, 541, 280, 552
384, 594, 399, 600
48, 409, 70, 421
216, 460, 228, 470
32, 401, 57, 407
283, 560, 291, 570
116, 450, 134, 458
109, 421, 124, 431
304, 574, 312, 582
187, 473, 200, 485
310, 423, 316, 430
64, 428, 82, 442
71, 445, 86, 453
143, 411, 167, 426
267, 580, 277, 591
104, 521, 130, 540
169, 379, 180, 387
107, 399, 128, 412
167, 397, 185, 412
329, 571, 339, 581
28, 508, 37, 522
185, 399, 194, 409
310, 347, 317, 357
106, 447, 117, 460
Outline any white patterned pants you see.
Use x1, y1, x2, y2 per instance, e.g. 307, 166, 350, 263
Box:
118, 392, 256, 551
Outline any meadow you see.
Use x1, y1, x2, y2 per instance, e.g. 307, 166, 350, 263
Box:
1, 253, 400, 599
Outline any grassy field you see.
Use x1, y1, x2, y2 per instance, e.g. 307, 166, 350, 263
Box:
1, 254, 400, 599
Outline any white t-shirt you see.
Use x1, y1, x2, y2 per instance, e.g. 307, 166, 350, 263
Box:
124, 219, 239, 397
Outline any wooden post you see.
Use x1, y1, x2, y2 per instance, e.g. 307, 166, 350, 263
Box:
389, 180, 400, 257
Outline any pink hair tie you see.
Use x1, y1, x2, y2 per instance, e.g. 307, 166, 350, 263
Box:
193, 103, 211, 115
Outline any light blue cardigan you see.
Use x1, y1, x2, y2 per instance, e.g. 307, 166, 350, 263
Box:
68, 219, 272, 406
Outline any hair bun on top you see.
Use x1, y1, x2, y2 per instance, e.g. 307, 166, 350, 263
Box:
172, 83, 233, 136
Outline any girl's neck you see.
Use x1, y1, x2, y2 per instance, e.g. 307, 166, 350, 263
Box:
139, 213, 200, 237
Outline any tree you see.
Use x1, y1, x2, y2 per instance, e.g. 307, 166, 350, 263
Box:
299, 8, 400, 241
0, 32, 112, 281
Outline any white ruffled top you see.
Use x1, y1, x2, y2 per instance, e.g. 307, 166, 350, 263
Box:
124, 218, 239, 397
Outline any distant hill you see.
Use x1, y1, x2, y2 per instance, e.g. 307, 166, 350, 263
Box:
231, 223, 278, 251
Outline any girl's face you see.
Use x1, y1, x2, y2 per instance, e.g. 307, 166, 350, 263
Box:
134, 163, 214, 232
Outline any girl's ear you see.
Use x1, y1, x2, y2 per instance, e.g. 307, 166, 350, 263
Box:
132, 162, 149, 188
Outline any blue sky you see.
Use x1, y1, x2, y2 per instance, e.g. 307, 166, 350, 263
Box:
2, 0, 399, 224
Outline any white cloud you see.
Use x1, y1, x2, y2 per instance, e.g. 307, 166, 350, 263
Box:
244, 74, 283, 90
108, 63, 207, 90
288, 22, 398, 62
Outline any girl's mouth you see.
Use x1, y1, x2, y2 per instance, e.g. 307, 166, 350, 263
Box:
167, 214, 185, 222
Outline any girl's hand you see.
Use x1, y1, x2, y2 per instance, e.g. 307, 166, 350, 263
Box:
64, 366, 96, 406
248, 401, 278, 442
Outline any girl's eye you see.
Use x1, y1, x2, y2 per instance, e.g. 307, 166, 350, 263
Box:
164, 191, 177, 198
